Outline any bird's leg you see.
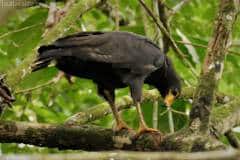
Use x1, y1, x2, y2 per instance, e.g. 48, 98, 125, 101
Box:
109, 102, 130, 131
135, 101, 159, 134
102, 89, 130, 131
135, 102, 147, 129
129, 78, 159, 135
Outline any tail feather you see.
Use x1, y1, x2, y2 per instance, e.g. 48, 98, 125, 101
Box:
31, 57, 53, 72
31, 45, 59, 72
32, 43, 78, 72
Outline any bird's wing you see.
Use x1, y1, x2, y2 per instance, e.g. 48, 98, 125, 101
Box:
36, 32, 165, 71
38, 32, 129, 63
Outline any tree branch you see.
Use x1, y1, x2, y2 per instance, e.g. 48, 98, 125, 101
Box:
0, 121, 115, 150
65, 89, 158, 125
5, 0, 101, 90
190, 0, 240, 132
157, 0, 171, 54
211, 98, 240, 135
0, 98, 239, 151
65, 87, 234, 126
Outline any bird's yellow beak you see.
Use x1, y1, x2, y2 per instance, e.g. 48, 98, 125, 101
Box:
164, 91, 175, 107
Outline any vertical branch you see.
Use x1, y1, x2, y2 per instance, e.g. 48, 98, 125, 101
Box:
151, 0, 161, 130
140, 2, 155, 40
157, 0, 171, 54
138, 0, 198, 76
190, 0, 239, 132
45, 1, 58, 28
168, 107, 174, 133
152, 101, 158, 129
156, 1, 175, 132
153, 0, 163, 49
114, 0, 120, 31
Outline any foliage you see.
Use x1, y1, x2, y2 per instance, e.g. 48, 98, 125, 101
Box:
0, 0, 239, 153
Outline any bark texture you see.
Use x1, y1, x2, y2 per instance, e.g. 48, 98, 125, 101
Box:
160, 0, 240, 151
0, 99, 239, 151
0, 121, 162, 151
190, 0, 239, 132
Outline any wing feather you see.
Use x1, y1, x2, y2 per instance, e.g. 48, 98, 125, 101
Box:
32, 31, 165, 72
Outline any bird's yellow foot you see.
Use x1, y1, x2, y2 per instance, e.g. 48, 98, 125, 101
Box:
135, 126, 160, 137
115, 120, 133, 132
138, 127, 159, 134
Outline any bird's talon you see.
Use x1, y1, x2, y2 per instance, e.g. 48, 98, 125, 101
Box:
135, 127, 160, 137
115, 121, 133, 132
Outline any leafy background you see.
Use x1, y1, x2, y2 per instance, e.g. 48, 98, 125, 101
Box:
0, 0, 239, 153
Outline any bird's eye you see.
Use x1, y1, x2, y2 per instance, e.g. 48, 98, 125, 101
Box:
172, 90, 179, 96
154, 57, 164, 68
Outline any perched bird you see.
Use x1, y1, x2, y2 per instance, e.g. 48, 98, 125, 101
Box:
32, 31, 181, 134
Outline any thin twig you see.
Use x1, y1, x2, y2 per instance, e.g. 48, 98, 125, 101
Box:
168, 107, 174, 133
176, 40, 240, 56
0, 23, 42, 39
138, 0, 198, 77
152, 100, 159, 129
159, 0, 177, 128
15, 71, 64, 94
159, 108, 188, 117
171, 109, 188, 116
153, 0, 163, 49
15, 80, 55, 95
170, 0, 191, 16
157, 0, 171, 54
115, 0, 120, 31
151, 0, 162, 130
176, 40, 207, 49
159, 109, 168, 116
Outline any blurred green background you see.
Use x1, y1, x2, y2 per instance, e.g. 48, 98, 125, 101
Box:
0, 0, 239, 153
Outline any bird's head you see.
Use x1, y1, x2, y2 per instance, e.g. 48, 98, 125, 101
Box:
161, 58, 181, 107
146, 57, 181, 107
162, 83, 181, 107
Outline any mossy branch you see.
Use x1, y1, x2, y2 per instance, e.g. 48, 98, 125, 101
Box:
0, 98, 240, 151
190, 0, 239, 132
5, 0, 100, 89
211, 99, 240, 135
65, 87, 234, 126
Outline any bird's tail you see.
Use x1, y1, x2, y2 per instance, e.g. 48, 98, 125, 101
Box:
31, 45, 67, 72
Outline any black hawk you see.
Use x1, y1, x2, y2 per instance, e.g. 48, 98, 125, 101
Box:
32, 31, 181, 134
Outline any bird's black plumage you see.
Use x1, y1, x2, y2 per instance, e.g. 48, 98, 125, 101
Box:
32, 31, 181, 133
